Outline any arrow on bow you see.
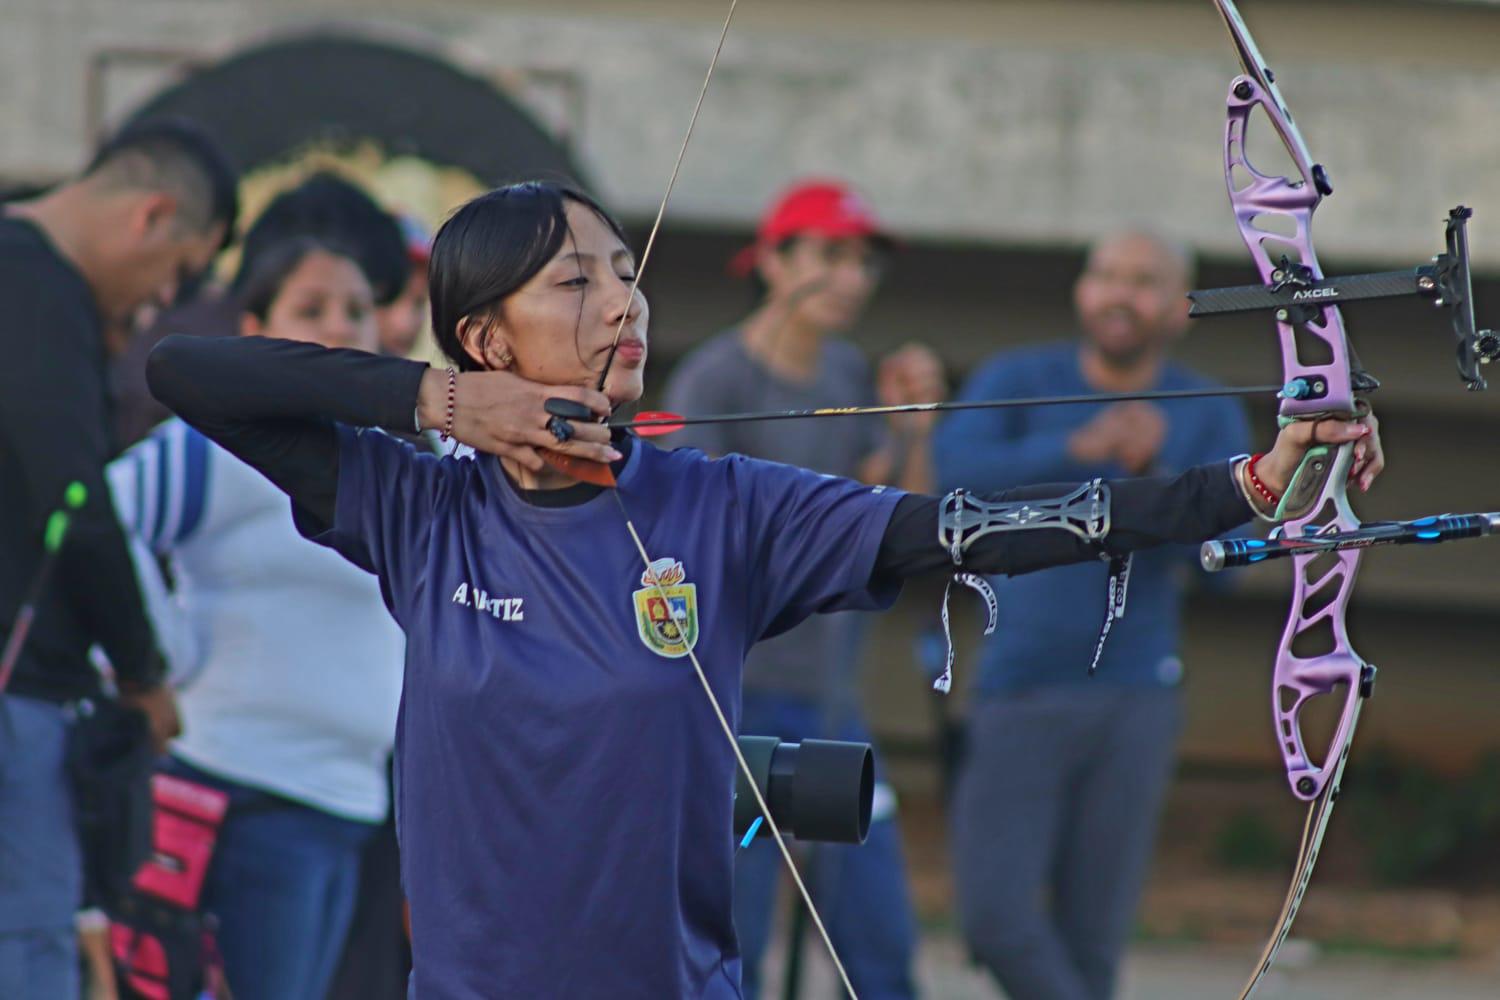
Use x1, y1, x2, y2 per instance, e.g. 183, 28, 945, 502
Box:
608, 385, 1283, 437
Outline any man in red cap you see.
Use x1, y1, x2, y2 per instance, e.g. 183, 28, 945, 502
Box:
663, 179, 943, 999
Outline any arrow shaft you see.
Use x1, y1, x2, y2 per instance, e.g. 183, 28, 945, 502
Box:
616, 384, 1284, 432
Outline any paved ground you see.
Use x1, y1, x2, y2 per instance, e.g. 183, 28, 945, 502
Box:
761, 932, 1500, 998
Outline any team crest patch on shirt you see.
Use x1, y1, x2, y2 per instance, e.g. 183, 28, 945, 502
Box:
633, 558, 699, 658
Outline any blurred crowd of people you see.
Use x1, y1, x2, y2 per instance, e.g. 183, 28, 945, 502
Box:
0, 116, 1247, 1000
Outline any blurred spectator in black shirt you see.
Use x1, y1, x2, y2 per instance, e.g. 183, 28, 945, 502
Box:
0, 117, 237, 999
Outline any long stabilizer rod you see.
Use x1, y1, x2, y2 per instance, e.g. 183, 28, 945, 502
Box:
1202, 512, 1500, 571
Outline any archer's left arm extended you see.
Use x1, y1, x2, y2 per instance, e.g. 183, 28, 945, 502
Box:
874, 415, 1382, 580
874, 460, 1250, 580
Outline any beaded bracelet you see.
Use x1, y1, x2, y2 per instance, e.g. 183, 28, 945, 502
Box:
1245, 452, 1282, 509
1232, 457, 1275, 524
440, 367, 457, 442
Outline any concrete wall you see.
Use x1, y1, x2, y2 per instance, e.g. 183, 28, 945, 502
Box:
3, 0, 1499, 262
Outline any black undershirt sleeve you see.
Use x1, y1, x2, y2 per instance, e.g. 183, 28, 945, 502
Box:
0, 272, 165, 690
874, 463, 1251, 581
146, 335, 429, 528
148, 334, 1250, 585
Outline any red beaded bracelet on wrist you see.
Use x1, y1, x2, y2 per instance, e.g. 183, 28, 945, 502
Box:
440, 367, 457, 442
1246, 452, 1282, 509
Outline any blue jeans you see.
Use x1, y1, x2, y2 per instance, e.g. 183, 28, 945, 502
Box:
0, 695, 81, 1000
167, 759, 377, 1000
735, 692, 917, 1000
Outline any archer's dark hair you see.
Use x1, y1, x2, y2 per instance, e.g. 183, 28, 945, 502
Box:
429, 181, 628, 373
87, 116, 240, 247
235, 173, 408, 306
235, 236, 363, 322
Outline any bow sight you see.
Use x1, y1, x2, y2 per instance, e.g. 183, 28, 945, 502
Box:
1189, 207, 1500, 393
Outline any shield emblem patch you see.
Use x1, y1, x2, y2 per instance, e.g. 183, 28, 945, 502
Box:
632, 558, 699, 658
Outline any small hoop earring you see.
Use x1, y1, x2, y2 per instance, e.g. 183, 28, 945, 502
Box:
498, 352, 514, 368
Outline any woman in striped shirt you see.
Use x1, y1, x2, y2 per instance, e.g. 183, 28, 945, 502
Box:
108, 237, 404, 1000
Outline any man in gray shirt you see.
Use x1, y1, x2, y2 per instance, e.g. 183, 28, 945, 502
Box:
663, 179, 943, 999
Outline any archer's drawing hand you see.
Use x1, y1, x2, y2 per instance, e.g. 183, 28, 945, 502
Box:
419, 368, 621, 472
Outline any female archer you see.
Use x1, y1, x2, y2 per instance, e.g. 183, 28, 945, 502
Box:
146, 180, 1382, 999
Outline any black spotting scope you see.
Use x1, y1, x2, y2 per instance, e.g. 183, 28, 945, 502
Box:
733, 736, 874, 845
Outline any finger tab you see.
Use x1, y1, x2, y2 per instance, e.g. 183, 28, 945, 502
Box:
545, 397, 597, 421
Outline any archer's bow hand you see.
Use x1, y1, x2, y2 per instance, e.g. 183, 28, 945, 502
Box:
418, 369, 619, 472
1253, 411, 1385, 515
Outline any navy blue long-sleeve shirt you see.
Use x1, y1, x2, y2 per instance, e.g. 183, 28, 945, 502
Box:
933, 343, 1252, 693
